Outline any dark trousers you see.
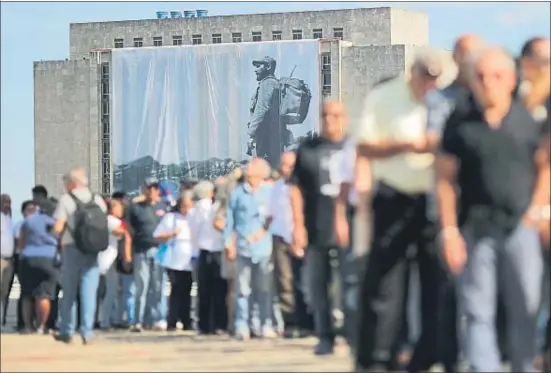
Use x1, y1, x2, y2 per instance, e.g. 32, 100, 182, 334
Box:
167, 269, 193, 329
272, 236, 295, 328
356, 183, 442, 371
291, 255, 314, 332
3, 255, 23, 329
197, 250, 227, 333
46, 284, 61, 330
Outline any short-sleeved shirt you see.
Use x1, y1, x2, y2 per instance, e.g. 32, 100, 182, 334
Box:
441, 97, 546, 232
354, 74, 434, 195
289, 135, 345, 247
54, 188, 107, 248
129, 200, 168, 252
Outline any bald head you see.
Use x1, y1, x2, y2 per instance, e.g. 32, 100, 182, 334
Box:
471, 46, 517, 108
453, 34, 484, 83
321, 100, 347, 141
279, 151, 296, 179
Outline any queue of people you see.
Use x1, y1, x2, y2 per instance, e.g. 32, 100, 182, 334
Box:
0, 33, 549, 373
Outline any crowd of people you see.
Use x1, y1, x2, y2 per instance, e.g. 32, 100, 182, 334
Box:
0, 33, 550, 373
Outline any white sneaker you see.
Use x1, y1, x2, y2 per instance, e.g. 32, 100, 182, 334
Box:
262, 327, 278, 339
152, 320, 167, 331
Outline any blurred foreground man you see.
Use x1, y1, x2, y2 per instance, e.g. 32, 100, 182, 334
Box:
354, 51, 444, 371
289, 100, 347, 355
436, 47, 549, 372
424, 34, 485, 372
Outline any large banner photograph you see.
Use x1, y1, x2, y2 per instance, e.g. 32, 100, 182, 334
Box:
111, 40, 320, 195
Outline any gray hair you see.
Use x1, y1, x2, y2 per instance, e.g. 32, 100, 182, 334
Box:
193, 180, 214, 200
63, 167, 89, 187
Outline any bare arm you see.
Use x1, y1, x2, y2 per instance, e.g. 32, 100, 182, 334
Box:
527, 136, 551, 214
16, 225, 26, 253
435, 153, 460, 229
290, 185, 304, 229
123, 231, 132, 262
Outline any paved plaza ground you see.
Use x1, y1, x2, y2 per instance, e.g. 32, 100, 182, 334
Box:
1, 330, 352, 372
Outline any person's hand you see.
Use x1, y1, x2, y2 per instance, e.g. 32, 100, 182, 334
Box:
246, 229, 265, 244
291, 225, 308, 258
172, 228, 182, 238
225, 244, 236, 261
335, 214, 350, 249
441, 227, 467, 275
409, 137, 430, 154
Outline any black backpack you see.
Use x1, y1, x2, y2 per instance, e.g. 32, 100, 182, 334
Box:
70, 193, 109, 255
279, 65, 312, 126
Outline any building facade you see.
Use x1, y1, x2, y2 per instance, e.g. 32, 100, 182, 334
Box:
34, 7, 452, 196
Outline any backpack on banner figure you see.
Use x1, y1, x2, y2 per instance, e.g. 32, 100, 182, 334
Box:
279, 65, 312, 126
70, 193, 109, 255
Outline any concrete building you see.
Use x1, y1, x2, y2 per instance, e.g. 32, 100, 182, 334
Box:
34, 7, 453, 196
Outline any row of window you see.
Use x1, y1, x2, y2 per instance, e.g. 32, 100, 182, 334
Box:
114, 27, 344, 48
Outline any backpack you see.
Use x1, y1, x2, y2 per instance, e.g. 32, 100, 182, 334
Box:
70, 193, 109, 255
279, 66, 312, 126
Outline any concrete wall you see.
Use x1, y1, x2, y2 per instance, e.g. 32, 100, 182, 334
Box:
34, 59, 101, 196
390, 8, 429, 46
68, 7, 427, 59
341, 44, 407, 126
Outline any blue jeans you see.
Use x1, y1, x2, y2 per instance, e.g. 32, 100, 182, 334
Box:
461, 223, 544, 372
117, 273, 135, 325
59, 246, 100, 338
234, 256, 273, 335
132, 248, 164, 325
99, 264, 119, 327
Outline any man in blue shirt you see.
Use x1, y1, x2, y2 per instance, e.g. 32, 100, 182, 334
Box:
225, 158, 276, 340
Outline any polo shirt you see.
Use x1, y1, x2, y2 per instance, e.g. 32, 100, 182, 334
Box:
354, 74, 434, 195
441, 96, 547, 231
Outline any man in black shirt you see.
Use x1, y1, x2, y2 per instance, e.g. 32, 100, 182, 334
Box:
289, 100, 346, 355
436, 47, 549, 372
128, 178, 169, 332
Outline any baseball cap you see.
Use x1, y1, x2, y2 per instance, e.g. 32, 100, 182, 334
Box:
252, 56, 276, 68
412, 49, 443, 78
144, 177, 160, 188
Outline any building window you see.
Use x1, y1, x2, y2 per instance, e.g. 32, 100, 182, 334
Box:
232, 32, 242, 43
313, 29, 323, 39
192, 34, 202, 45
292, 29, 303, 40
321, 52, 331, 97
153, 36, 163, 46
252, 31, 262, 42
133, 37, 143, 47
172, 35, 183, 45
212, 33, 222, 44
333, 27, 344, 39
114, 38, 124, 48
272, 31, 282, 41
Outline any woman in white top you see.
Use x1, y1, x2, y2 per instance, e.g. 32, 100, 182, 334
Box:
98, 198, 131, 330
153, 191, 197, 332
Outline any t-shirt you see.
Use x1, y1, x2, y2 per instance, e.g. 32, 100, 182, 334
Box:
129, 200, 168, 252
289, 135, 345, 247
53, 188, 107, 248
97, 215, 122, 274
153, 212, 196, 271
441, 97, 546, 232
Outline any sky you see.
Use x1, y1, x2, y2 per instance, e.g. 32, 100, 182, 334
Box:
1, 1, 550, 219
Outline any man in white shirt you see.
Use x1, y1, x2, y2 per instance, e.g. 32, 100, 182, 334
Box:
354, 50, 446, 371
194, 181, 228, 335
0, 194, 14, 332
